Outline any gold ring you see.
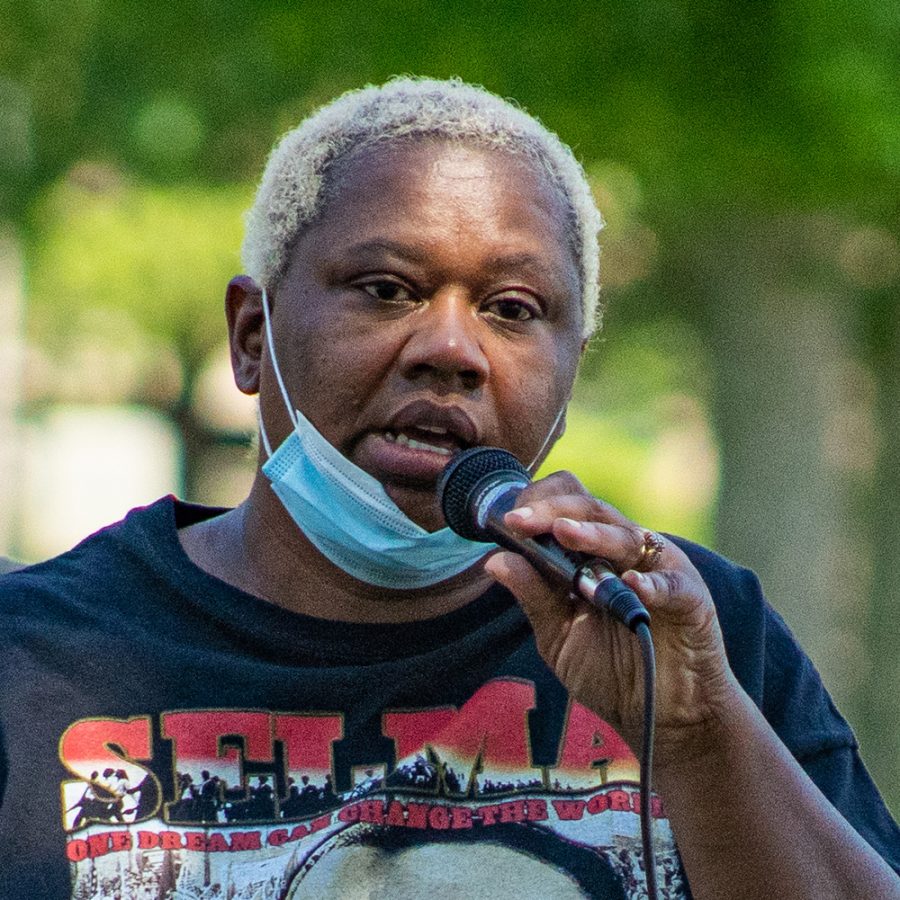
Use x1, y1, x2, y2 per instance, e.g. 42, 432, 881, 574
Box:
635, 530, 665, 571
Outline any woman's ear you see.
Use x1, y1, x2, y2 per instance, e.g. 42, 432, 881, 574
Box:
225, 275, 264, 395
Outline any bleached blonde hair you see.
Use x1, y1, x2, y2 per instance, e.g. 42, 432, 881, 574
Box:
242, 76, 604, 336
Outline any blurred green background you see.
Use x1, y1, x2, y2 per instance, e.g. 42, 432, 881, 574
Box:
0, 1, 897, 814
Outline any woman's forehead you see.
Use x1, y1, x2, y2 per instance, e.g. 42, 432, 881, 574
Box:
325, 138, 570, 219
303, 139, 581, 281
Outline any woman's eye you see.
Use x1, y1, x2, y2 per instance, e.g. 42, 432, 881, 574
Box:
360, 280, 414, 303
485, 297, 539, 322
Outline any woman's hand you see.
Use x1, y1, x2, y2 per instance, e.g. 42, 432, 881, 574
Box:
483, 470, 740, 767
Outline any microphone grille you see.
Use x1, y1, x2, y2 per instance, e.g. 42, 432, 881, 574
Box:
439, 447, 530, 540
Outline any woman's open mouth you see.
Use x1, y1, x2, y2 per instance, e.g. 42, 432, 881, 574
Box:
360, 430, 466, 483
383, 426, 459, 456
352, 399, 481, 485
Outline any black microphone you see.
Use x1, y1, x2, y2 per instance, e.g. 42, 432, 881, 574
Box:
438, 447, 650, 631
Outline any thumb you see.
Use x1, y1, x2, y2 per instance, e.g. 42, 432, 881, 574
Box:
484, 550, 573, 639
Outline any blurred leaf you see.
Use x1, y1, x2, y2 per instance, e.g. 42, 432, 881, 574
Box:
28, 175, 250, 365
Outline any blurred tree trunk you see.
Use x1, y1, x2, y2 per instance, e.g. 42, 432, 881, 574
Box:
698, 223, 848, 661
863, 296, 900, 814
0, 227, 24, 557
679, 219, 894, 805
171, 356, 212, 505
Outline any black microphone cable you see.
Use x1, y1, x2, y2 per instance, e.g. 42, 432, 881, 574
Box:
635, 619, 657, 900
439, 447, 659, 900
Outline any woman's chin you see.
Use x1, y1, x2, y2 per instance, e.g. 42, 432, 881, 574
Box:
380, 482, 448, 534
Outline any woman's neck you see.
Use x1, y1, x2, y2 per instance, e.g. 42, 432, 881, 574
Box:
177, 476, 495, 624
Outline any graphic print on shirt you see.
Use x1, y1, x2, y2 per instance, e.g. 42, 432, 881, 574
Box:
58, 678, 687, 899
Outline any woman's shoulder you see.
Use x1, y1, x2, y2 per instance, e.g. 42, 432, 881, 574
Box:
668, 533, 855, 757
666, 534, 769, 640
0, 496, 182, 621
0, 556, 24, 575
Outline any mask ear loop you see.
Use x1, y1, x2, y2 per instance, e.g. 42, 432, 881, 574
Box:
526, 404, 567, 472
258, 286, 298, 459
257, 402, 274, 458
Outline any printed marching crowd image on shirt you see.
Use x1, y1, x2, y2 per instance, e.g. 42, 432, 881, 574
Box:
58, 681, 683, 899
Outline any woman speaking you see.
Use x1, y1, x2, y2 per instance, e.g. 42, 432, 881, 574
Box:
1, 77, 897, 899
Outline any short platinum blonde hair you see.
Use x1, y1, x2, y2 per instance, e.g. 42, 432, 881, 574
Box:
242, 76, 604, 336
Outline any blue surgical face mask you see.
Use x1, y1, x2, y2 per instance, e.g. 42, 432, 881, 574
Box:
257, 288, 498, 589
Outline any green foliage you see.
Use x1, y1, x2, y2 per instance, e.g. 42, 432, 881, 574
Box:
538, 401, 716, 544
27, 175, 249, 364
2, 0, 898, 814
2, 0, 897, 221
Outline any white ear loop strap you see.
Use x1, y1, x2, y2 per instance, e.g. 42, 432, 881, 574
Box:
261, 287, 298, 429
257, 403, 274, 458
258, 287, 297, 459
526, 404, 567, 471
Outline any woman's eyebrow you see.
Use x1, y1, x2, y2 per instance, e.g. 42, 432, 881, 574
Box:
485, 251, 555, 275
346, 242, 557, 272
344, 239, 429, 264
486, 252, 578, 293
340, 240, 573, 290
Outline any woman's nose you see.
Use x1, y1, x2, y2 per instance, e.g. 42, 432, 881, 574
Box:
397, 289, 490, 390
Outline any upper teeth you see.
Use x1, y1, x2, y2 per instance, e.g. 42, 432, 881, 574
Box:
385, 431, 452, 455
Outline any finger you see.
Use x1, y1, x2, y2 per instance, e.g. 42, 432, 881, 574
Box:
505, 492, 632, 535
505, 471, 596, 531
550, 519, 650, 572
505, 495, 599, 534
515, 470, 587, 504
620, 568, 708, 620
484, 551, 574, 640
485, 552, 621, 695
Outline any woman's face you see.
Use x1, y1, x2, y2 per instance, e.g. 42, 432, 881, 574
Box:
262, 139, 584, 531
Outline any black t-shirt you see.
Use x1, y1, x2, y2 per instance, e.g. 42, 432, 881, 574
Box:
0, 497, 897, 899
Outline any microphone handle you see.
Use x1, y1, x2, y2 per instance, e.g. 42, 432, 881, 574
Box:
483, 488, 650, 630
483, 488, 585, 584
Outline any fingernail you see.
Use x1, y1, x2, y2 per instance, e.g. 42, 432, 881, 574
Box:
509, 506, 533, 520
558, 517, 583, 530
